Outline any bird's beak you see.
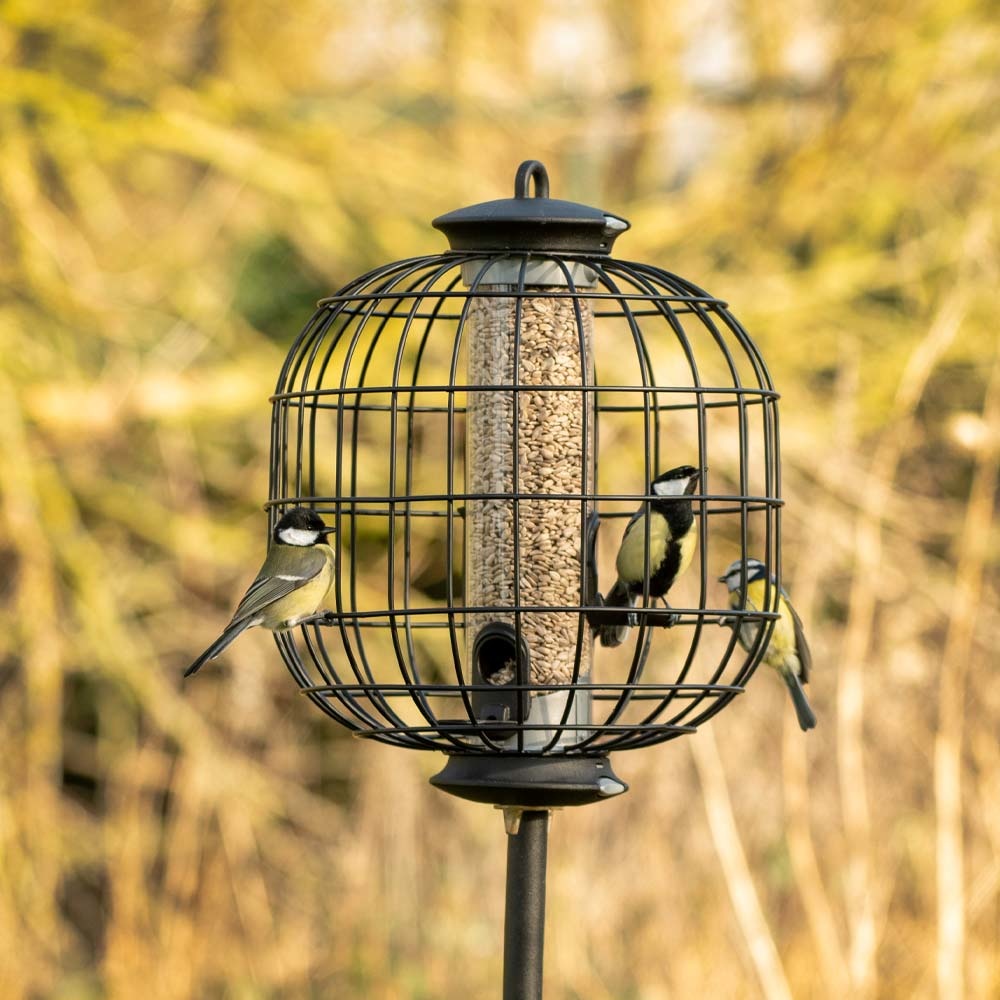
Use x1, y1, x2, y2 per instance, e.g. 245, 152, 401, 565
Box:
684, 470, 702, 496
320, 525, 337, 536
717, 574, 728, 583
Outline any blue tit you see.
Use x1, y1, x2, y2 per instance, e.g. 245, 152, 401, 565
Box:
719, 558, 816, 731
185, 507, 336, 677
597, 465, 700, 648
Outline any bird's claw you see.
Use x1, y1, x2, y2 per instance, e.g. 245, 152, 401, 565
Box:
301, 611, 339, 627
649, 599, 679, 629
652, 609, 680, 629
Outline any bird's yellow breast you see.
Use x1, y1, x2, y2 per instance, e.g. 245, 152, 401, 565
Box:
616, 510, 697, 589
262, 545, 336, 630
734, 578, 800, 675
675, 526, 697, 578
616, 511, 670, 582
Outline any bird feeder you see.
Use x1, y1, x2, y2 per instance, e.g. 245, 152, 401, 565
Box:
268, 161, 782, 999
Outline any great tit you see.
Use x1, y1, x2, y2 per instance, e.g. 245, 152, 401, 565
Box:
184, 507, 337, 677
597, 465, 701, 648
719, 558, 816, 731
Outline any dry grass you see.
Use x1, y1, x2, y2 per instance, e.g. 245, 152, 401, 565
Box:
1, 1, 999, 997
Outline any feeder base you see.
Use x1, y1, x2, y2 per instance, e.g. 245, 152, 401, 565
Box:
430, 754, 627, 808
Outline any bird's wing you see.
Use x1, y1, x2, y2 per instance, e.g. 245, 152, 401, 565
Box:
622, 506, 644, 535
597, 506, 645, 647
615, 504, 666, 581
786, 599, 813, 683
730, 587, 762, 651
228, 546, 329, 626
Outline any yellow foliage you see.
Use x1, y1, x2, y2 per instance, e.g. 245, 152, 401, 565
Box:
1, 1, 999, 997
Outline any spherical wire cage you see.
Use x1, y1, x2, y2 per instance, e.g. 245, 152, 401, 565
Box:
267, 163, 782, 801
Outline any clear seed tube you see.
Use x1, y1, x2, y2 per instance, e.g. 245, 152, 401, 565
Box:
464, 261, 596, 745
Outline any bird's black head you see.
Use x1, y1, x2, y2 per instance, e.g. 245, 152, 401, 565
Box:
273, 507, 335, 546
651, 465, 700, 498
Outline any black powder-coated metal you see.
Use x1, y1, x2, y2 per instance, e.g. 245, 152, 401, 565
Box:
503, 810, 549, 1000
432, 160, 630, 253
430, 754, 628, 807
266, 160, 785, 791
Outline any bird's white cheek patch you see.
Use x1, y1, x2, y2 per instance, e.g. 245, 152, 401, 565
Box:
278, 527, 319, 546
653, 478, 690, 497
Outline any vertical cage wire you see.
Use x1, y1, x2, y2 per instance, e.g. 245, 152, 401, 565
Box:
267, 251, 783, 753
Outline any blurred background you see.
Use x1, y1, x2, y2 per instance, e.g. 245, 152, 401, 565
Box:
1, 0, 998, 997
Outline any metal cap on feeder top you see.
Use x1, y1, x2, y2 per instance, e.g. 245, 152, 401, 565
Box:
432, 160, 631, 254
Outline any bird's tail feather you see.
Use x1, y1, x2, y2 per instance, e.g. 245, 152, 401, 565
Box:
783, 670, 817, 731
184, 618, 254, 677
597, 579, 636, 648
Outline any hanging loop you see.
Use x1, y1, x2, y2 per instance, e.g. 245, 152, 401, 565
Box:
514, 160, 550, 199
434, 160, 627, 252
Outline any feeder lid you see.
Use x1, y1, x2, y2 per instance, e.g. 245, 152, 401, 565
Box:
432, 160, 630, 254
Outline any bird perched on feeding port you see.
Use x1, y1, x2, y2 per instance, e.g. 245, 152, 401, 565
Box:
184, 507, 337, 677
596, 465, 701, 648
718, 558, 816, 731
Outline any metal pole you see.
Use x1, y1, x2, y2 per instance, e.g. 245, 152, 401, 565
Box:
503, 809, 549, 1000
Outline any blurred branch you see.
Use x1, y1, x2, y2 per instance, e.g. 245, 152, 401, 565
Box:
693, 725, 793, 1000
934, 341, 1000, 999
838, 289, 966, 995
783, 690, 849, 998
